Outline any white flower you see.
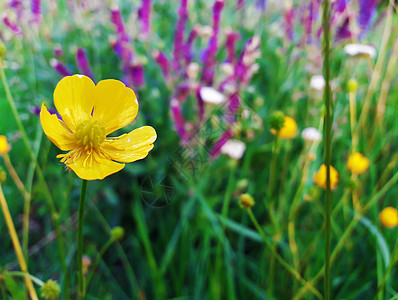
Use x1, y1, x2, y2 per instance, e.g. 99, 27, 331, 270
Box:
221, 140, 246, 159
199, 87, 226, 105
310, 75, 325, 91
344, 44, 376, 59
187, 63, 200, 79
301, 127, 322, 142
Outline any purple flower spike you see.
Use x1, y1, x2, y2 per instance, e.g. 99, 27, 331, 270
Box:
76, 48, 94, 79
129, 64, 145, 86
53, 46, 63, 57
8, 0, 23, 18
138, 0, 152, 36
173, 0, 188, 70
3, 16, 22, 35
358, 0, 379, 33
236, 0, 245, 10
109, 36, 133, 64
210, 129, 233, 157
196, 86, 205, 122
284, 7, 295, 41
110, 6, 129, 43
50, 58, 72, 77
171, 98, 187, 140
225, 31, 240, 64
184, 26, 199, 64
201, 0, 224, 85
335, 17, 352, 41
31, 0, 41, 23
152, 50, 169, 78
226, 93, 240, 122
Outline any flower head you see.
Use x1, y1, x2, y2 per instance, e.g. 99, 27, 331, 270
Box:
301, 127, 322, 142
239, 193, 255, 209
379, 207, 398, 228
271, 116, 297, 139
313, 164, 339, 190
40, 75, 157, 180
110, 226, 125, 241
347, 79, 358, 93
40, 280, 60, 300
347, 152, 370, 175
220, 139, 246, 160
0, 135, 10, 156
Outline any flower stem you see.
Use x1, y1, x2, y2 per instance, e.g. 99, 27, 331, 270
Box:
321, 0, 332, 298
78, 179, 88, 300
0, 185, 38, 300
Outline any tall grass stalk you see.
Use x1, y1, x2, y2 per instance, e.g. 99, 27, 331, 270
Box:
321, 0, 332, 298
77, 179, 88, 300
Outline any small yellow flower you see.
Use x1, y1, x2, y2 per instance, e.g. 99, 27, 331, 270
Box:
40, 75, 157, 180
347, 152, 370, 175
239, 193, 255, 209
0, 135, 10, 156
271, 116, 297, 139
347, 79, 358, 93
313, 164, 339, 190
379, 207, 398, 228
40, 280, 60, 299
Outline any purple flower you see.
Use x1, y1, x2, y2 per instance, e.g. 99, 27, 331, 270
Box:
358, 0, 379, 33
255, 0, 267, 11
31, 0, 41, 23
50, 58, 72, 77
31, 105, 61, 120
184, 26, 199, 64
284, 7, 295, 41
2, 16, 22, 35
109, 37, 133, 64
110, 7, 129, 43
210, 129, 233, 157
196, 86, 205, 122
225, 31, 240, 64
173, 0, 188, 70
171, 98, 187, 140
335, 17, 352, 41
236, 0, 245, 10
76, 48, 94, 79
152, 50, 169, 78
201, 0, 224, 85
138, 0, 152, 36
53, 46, 63, 57
126, 64, 145, 87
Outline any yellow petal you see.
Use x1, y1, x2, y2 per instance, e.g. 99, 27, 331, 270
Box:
40, 104, 77, 151
92, 79, 138, 135
103, 126, 157, 163
66, 150, 125, 180
54, 75, 96, 131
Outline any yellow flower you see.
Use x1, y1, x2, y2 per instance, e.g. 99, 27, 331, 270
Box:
271, 116, 297, 139
379, 207, 398, 228
0, 135, 10, 156
347, 152, 370, 175
313, 164, 339, 190
239, 193, 255, 209
40, 75, 157, 180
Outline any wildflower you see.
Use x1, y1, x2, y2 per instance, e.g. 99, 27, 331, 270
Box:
310, 75, 325, 91
347, 79, 358, 93
347, 152, 370, 175
199, 87, 226, 105
269, 111, 285, 132
40, 280, 60, 300
138, 0, 152, 36
313, 164, 339, 190
301, 127, 322, 142
344, 44, 376, 59
239, 193, 255, 209
50, 59, 72, 77
82, 255, 91, 275
40, 75, 157, 180
271, 116, 298, 139
76, 48, 93, 79
0, 135, 10, 155
379, 207, 398, 228
110, 226, 125, 241
210, 130, 233, 157
220, 139, 246, 160
152, 50, 169, 78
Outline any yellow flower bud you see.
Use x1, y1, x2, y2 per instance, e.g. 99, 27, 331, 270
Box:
239, 193, 255, 209
313, 164, 339, 190
347, 152, 370, 175
0, 135, 10, 156
40, 280, 61, 300
271, 116, 298, 139
110, 226, 125, 241
379, 207, 398, 228
347, 79, 358, 93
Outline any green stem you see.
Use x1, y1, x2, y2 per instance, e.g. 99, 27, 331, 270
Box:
374, 240, 398, 299
268, 136, 280, 199
247, 209, 323, 299
6, 271, 44, 287
77, 180, 88, 300
322, 0, 332, 298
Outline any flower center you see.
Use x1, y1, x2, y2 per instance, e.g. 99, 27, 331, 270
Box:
75, 119, 106, 150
